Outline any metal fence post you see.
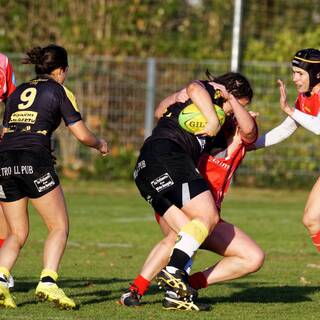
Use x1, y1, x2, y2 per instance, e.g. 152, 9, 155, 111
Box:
231, 0, 243, 72
144, 57, 156, 139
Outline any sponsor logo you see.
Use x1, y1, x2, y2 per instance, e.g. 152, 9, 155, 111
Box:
9, 111, 38, 124
151, 173, 174, 192
133, 160, 146, 179
34, 172, 55, 192
0, 165, 34, 176
208, 157, 230, 170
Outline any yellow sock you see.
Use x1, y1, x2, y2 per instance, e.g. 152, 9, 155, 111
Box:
40, 268, 58, 282
180, 219, 209, 244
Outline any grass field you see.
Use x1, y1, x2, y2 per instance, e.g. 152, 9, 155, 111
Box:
1, 180, 320, 320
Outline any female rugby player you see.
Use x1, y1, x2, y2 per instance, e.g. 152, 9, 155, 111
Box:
0, 52, 16, 249
0, 45, 109, 309
123, 72, 257, 309
255, 48, 320, 252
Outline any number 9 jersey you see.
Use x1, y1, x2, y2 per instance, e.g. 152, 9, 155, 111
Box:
0, 75, 82, 152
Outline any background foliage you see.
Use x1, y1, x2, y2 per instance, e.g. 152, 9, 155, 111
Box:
0, 0, 319, 187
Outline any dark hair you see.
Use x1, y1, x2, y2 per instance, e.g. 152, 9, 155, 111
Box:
206, 70, 253, 102
22, 44, 68, 75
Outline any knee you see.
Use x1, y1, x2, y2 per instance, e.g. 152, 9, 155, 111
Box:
160, 233, 176, 248
302, 208, 319, 232
198, 214, 220, 234
243, 248, 265, 274
9, 229, 29, 248
47, 222, 69, 238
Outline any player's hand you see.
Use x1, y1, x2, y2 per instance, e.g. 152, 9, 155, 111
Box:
97, 138, 110, 156
249, 111, 259, 118
213, 83, 230, 100
278, 79, 293, 116
195, 121, 221, 137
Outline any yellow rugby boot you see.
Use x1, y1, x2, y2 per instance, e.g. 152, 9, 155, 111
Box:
0, 267, 16, 308
0, 283, 16, 309
35, 282, 76, 310
35, 269, 76, 310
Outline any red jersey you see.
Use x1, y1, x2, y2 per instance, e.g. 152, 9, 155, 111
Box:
198, 120, 257, 212
0, 53, 16, 102
295, 91, 320, 116
154, 118, 257, 223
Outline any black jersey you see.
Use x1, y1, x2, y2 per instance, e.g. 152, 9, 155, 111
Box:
145, 80, 225, 163
0, 76, 81, 152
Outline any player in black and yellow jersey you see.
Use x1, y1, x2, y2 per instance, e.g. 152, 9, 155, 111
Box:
131, 71, 254, 306
0, 45, 109, 309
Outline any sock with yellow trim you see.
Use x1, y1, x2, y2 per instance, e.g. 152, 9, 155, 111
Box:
40, 269, 58, 285
167, 219, 208, 271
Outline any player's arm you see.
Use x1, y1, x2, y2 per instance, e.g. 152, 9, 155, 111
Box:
186, 81, 221, 137
67, 120, 109, 156
229, 94, 257, 144
254, 116, 298, 149
155, 88, 189, 120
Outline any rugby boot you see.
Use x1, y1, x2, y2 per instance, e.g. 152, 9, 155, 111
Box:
119, 288, 142, 307
162, 290, 211, 311
0, 282, 16, 309
156, 268, 197, 299
35, 282, 76, 310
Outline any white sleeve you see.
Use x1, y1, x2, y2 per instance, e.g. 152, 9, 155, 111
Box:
254, 116, 298, 149
291, 108, 320, 135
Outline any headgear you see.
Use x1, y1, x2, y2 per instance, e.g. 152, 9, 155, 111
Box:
292, 48, 320, 91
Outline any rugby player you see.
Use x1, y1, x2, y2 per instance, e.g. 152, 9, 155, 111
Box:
0, 52, 16, 249
0, 45, 109, 309
120, 72, 260, 310
255, 48, 320, 252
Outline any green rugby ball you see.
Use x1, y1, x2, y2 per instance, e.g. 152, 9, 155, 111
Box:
178, 103, 226, 134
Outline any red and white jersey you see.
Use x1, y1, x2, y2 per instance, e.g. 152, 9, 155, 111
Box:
198, 123, 257, 213
295, 91, 320, 117
0, 53, 16, 102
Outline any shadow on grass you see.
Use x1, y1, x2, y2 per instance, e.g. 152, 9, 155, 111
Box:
13, 277, 130, 306
202, 284, 320, 304
14, 277, 130, 292
147, 282, 320, 305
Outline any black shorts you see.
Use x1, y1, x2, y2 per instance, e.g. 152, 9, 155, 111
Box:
134, 139, 209, 215
0, 150, 59, 202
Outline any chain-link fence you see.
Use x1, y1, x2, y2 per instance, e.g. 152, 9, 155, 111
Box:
6, 53, 318, 186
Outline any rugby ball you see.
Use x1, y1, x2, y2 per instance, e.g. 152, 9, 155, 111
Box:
178, 103, 225, 134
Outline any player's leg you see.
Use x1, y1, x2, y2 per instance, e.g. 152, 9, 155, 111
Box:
120, 218, 176, 307
157, 186, 219, 299
30, 185, 75, 310
0, 197, 29, 308
302, 177, 320, 251
188, 220, 265, 290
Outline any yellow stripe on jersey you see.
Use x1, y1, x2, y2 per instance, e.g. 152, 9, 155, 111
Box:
62, 86, 80, 112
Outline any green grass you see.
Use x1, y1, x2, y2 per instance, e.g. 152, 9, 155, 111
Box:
1, 180, 320, 319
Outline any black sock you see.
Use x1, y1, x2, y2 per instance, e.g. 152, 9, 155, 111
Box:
41, 276, 56, 283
